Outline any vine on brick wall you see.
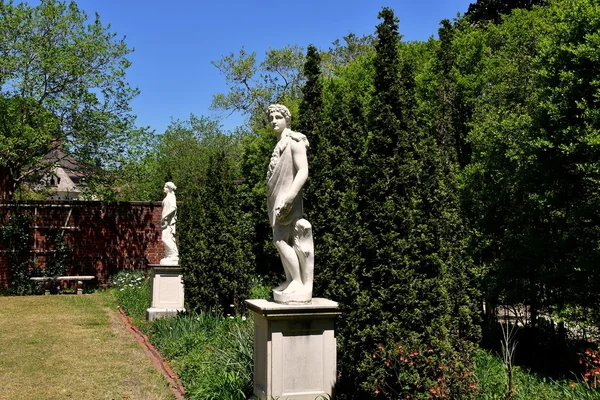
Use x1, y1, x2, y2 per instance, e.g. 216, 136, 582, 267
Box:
0, 209, 38, 295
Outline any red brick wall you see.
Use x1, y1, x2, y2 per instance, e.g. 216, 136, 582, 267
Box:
0, 200, 165, 288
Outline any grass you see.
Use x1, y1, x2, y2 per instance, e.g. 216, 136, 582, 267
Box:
111, 273, 253, 400
0, 292, 174, 400
110, 272, 600, 399
111, 271, 256, 400
474, 348, 600, 400
148, 312, 253, 400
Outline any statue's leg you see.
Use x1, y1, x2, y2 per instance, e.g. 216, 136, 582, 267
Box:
273, 223, 301, 292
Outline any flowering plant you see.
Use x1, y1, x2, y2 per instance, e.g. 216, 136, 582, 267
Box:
109, 270, 146, 291
371, 341, 477, 399
579, 348, 600, 388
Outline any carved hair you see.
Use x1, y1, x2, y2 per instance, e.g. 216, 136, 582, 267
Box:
267, 104, 292, 127
165, 182, 177, 191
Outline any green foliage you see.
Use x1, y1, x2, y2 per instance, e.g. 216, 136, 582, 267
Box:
315, 8, 480, 398
116, 115, 225, 201
249, 275, 272, 299
238, 128, 280, 283
109, 269, 146, 290
466, 0, 547, 24
296, 44, 323, 137
148, 312, 253, 400
110, 271, 151, 323
306, 47, 374, 298
109, 278, 253, 399
474, 349, 600, 400
321, 33, 375, 76
211, 45, 305, 129
458, 0, 600, 325
180, 143, 255, 314
44, 229, 71, 277
0, 0, 147, 199
0, 209, 38, 295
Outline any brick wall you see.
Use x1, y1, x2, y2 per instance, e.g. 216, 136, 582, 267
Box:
0, 200, 165, 288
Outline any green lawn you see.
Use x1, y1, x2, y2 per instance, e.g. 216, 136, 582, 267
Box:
0, 292, 174, 400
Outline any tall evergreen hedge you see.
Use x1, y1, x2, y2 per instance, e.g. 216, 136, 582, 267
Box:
309, 8, 480, 399
179, 148, 255, 314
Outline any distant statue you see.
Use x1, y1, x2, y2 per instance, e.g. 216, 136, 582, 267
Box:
160, 182, 179, 265
266, 104, 314, 302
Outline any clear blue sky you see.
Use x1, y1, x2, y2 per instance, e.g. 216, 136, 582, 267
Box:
69, 0, 473, 134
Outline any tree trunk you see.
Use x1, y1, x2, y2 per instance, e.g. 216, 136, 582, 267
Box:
0, 167, 15, 200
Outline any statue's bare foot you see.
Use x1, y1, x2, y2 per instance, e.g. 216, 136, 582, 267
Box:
282, 280, 303, 294
274, 280, 291, 291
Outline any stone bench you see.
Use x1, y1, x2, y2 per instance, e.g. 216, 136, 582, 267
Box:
30, 276, 95, 295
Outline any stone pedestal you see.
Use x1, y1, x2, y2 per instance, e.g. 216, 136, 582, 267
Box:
146, 264, 185, 321
246, 298, 340, 400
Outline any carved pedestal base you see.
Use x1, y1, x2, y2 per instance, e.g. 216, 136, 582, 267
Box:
272, 287, 312, 304
246, 298, 340, 400
159, 257, 179, 266
146, 264, 185, 321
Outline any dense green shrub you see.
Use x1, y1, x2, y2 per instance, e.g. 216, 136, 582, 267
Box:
0, 210, 38, 295
180, 148, 255, 314
44, 228, 71, 277
149, 311, 253, 400
307, 8, 480, 398
237, 128, 280, 285
110, 270, 151, 322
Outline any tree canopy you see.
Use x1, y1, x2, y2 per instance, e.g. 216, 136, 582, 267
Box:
0, 0, 146, 199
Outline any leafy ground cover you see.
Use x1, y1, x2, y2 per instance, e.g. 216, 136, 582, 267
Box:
474, 349, 600, 400
111, 271, 600, 399
112, 270, 262, 400
0, 293, 174, 400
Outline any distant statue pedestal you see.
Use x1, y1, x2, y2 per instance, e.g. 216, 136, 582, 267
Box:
246, 298, 340, 400
146, 263, 185, 321
272, 287, 313, 304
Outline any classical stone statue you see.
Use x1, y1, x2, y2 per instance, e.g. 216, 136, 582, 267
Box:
160, 182, 179, 265
266, 104, 314, 303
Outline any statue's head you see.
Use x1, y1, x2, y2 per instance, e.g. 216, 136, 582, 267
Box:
164, 182, 177, 193
267, 104, 291, 131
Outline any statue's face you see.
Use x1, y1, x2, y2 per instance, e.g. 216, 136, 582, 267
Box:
268, 111, 287, 134
163, 185, 169, 193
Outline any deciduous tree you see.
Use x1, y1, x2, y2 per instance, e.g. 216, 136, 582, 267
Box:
0, 0, 146, 199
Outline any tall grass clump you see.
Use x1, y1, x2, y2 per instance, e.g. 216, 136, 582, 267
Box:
109, 270, 150, 323
474, 349, 600, 400
148, 311, 253, 400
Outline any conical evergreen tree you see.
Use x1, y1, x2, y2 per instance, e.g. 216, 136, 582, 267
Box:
180, 148, 255, 314
434, 19, 471, 167
296, 44, 323, 138
332, 8, 479, 398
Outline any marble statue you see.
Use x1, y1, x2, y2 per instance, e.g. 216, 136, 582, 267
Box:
160, 182, 179, 265
266, 104, 314, 303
